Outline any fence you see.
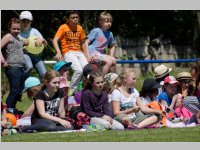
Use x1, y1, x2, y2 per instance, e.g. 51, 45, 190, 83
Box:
44, 58, 200, 65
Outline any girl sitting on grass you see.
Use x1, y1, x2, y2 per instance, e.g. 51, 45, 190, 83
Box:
111, 68, 162, 129
81, 71, 124, 130
21, 70, 73, 132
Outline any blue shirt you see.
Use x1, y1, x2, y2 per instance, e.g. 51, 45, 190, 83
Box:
87, 27, 116, 54
157, 92, 172, 106
19, 27, 43, 39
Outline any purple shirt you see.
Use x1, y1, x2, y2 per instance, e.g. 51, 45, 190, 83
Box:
81, 89, 112, 118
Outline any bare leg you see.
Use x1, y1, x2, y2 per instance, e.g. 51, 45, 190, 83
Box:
102, 55, 116, 75
135, 115, 158, 128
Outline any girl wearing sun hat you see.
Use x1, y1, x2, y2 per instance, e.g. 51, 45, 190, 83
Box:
176, 72, 194, 98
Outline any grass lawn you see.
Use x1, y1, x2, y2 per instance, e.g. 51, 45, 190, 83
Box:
2, 126, 200, 142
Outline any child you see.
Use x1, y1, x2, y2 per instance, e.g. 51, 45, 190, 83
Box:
1, 18, 26, 114
21, 70, 73, 132
111, 68, 162, 129
154, 64, 172, 95
81, 71, 124, 130
169, 93, 193, 123
53, 61, 72, 107
176, 72, 194, 98
82, 11, 117, 75
158, 76, 179, 107
21, 77, 41, 119
53, 10, 88, 94
140, 78, 161, 105
19, 11, 47, 79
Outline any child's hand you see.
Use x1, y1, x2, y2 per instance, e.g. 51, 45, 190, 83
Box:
131, 106, 140, 113
54, 52, 64, 61
59, 119, 72, 128
42, 39, 48, 46
2, 61, 8, 67
35, 37, 43, 47
23, 39, 29, 46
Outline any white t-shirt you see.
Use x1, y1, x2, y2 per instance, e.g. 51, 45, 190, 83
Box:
141, 96, 152, 105
111, 88, 139, 119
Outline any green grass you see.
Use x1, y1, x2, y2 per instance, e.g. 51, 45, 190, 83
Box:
2, 127, 200, 142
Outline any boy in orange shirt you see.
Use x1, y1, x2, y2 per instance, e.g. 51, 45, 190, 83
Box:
52, 11, 88, 94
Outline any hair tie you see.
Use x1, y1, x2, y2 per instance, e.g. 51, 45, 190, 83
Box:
87, 74, 90, 79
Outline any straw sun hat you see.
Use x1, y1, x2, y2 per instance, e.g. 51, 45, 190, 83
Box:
154, 64, 172, 79
176, 72, 192, 81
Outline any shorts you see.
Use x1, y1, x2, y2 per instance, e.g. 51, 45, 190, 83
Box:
89, 50, 106, 63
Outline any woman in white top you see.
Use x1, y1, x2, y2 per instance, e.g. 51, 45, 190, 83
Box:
111, 68, 163, 128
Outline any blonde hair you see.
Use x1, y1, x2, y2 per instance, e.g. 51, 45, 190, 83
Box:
41, 70, 60, 90
98, 11, 113, 23
114, 68, 136, 88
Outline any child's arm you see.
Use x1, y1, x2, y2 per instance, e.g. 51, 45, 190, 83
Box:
58, 98, 66, 118
1, 34, 11, 67
82, 38, 91, 61
169, 95, 177, 109
109, 44, 116, 57
52, 37, 63, 60
112, 101, 139, 115
21, 102, 35, 118
136, 97, 163, 115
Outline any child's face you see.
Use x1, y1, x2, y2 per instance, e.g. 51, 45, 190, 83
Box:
59, 66, 69, 77
68, 13, 79, 26
100, 19, 112, 31
27, 86, 40, 97
20, 19, 31, 31
92, 76, 104, 92
150, 89, 159, 100
46, 77, 60, 93
165, 84, 178, 96
180, 79, 192, 89
124, 72, 136, 88
10, 23, 20, 37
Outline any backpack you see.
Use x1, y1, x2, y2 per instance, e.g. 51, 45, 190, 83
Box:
146, 101, 167, 126
174, 106, 193, 120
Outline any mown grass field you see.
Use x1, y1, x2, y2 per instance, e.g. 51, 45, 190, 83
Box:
2, 65, 199, 142
2, 126, 200, 142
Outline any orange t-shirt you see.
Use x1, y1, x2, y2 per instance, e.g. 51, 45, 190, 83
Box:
55, 24, 86, 55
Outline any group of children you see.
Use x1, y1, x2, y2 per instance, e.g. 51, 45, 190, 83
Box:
1, 10, 200, 135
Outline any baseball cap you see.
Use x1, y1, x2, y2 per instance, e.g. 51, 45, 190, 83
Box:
142, 78, 161, 91
160, 76, 178, 85
19, 11, 33, 21
23, 77, 40, 92
53, 61, 72, 71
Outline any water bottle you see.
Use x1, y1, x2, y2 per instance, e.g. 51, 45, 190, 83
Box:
77, 80, 83, 91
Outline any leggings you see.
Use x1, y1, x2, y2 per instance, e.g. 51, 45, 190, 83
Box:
21, 118, 73, 132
